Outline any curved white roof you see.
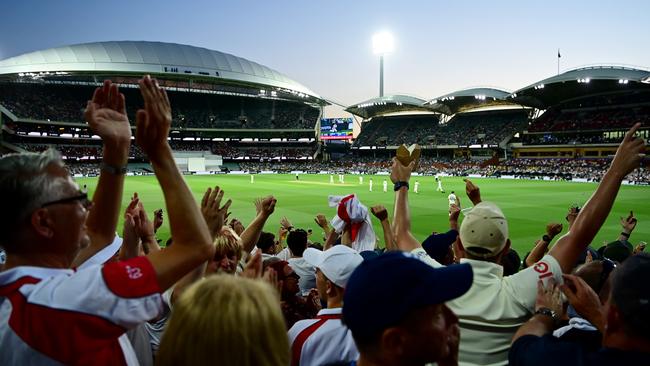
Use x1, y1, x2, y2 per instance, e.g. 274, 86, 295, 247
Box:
0, 41, 322, 99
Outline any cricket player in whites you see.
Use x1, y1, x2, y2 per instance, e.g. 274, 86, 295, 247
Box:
414, 180, 420, 194
250, 174, 254, 184
435, 175, 445, 193
369, 178, 373, 192
382, 179, 388, 192
448, 190, 460, 210
359, 175, 363, 185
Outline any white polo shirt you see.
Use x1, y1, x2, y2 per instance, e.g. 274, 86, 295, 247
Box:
288, 257, 316, 296
0, 256, 163, 365
411, 248, 563, 366
288, 308, 359, 366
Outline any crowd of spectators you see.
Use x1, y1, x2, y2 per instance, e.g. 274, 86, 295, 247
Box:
2, 77, 650, 366
0, 82, 320, 130
529, 105, 650, 132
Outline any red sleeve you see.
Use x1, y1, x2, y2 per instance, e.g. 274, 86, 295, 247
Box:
101, 256, 161, 298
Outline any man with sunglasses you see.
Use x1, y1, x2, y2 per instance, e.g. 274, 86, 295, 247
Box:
0, 76, 214, 365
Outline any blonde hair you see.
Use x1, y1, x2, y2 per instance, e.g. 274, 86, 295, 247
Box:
213, 226, 243, 262
157, 275, 290, 366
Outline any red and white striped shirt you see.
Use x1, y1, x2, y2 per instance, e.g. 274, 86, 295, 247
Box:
0, 256, 163, 365
288, 308, 359, 366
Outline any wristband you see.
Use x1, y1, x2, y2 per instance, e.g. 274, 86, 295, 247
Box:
100, 162, 128, 175
620, 231, 630, 238
394, 181, 409, 191
542, 234, 552, 243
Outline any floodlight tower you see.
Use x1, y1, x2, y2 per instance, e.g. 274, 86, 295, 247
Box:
372, 31, 394, 97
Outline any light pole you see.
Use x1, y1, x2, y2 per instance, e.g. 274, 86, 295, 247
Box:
372, 32, 394, 98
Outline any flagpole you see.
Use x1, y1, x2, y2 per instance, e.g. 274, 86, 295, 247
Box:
557, 48, 560, 75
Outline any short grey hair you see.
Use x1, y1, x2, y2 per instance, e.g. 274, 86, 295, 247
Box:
0, 149, 65, 249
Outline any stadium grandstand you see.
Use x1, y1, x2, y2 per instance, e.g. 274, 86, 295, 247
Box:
1, 45, 649, 182
0, 41, 328, 174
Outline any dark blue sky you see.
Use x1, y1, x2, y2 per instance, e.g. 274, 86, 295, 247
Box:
2, 0, 649, 113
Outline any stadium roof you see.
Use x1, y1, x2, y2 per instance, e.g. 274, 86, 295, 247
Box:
345, 94, 436, 119
509, 65, 650, 109
0, 41, 326, 103
425, 87, 518, 115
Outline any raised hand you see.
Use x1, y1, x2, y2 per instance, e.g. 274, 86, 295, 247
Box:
133, 203, 156, 243
201, 186, 232, 240
561, 274, 604, 331
449, 204, 461, 222
566, 206, 579, 227
463, 178, 482, 205
534, 278, 564, 318
314, 214, 329, 228
280, 216, 293, 229
634, 241, 647, 254
609, 122, 645, 180
84, 80, 131, 148
390, 157, 414, 184
124, 192, 140, 219
241, 250, 263, 279
546, 222, 563, 238
135, 75, 172, 159
255, 196, 277, 218
370, 205, 389, 222
620, 211, 637, 233
153, 209, 164, 233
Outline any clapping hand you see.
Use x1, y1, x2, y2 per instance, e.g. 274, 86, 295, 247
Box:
135, 75, 172, 160
201, 186, 232, 240
84, 80, 131, 148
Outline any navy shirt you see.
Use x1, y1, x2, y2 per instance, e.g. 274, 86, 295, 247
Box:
510, 335, 650, 366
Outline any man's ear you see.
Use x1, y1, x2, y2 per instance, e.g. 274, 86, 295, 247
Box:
380, 327, 406, 357
604, 303, 621, 336
453, 237, 466, 260
31, 208, 54, 238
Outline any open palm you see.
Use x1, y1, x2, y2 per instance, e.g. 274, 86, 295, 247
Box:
84, 80, 131, 145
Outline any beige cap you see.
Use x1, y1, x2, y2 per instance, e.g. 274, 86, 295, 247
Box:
460, 202, 509, 258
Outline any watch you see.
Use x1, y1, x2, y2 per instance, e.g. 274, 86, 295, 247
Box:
542, 234, 552, 243
100, 162, 128, 175
534, 307, 558, 322
394, 181, 409, 191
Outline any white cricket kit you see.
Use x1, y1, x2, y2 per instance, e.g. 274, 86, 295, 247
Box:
251, 175, 254, 183
359, 176, 363, 184
383, 181, 388, 192
0, 256, 163, 365
330, 175, 334, 184
288, 308, 359, 366
414, 182, 420, 193
448, 193, 458, 206
411, 248, 564, 366
369, 180, 373, 191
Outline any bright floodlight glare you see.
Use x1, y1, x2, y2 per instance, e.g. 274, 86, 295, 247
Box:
372, 32, 394, 54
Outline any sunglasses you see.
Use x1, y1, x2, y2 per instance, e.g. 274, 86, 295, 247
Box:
597, 258, 616, 291
41, 189, 91, 209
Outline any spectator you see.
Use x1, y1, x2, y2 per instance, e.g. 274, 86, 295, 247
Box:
157, 275, 290, 366
287, 229, 317, 296
389, 122, 645, 366
268, 260, 320, 328
288, 245, 363, 366
0, 76, 213, 364
510, 253, 650, 365
342, 251, 473, 366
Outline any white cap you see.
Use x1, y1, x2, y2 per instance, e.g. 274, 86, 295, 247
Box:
459, 201, 509, 258
303, 245, 364, 288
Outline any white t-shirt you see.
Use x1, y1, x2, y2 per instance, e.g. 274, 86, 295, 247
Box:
448, 193, 458, 205
411, 248, 563, 366
288, 308, 359, 366
288, 257, 317, 296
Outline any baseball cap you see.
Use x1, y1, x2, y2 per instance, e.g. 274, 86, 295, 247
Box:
602, 240, 633, 263
421, 230, 458, 263
343, 252, 473, 339
303, 245, 363, 288
459, 201, 508, 258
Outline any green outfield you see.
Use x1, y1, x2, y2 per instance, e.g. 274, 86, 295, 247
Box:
77, 174, 650, 254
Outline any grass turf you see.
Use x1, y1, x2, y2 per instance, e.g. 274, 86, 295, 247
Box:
77, 174, 650, 254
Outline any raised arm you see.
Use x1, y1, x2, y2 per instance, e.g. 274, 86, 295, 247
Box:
240, 196, 276, 253
549, 123, 645, 273
371, 205, 396, 250
464, 178, 482, 206
617, 211, 637, 242
72, 81, 131, 267
525, 222, 563, 267
135, 75, 213, 290
391, 158, 421, 252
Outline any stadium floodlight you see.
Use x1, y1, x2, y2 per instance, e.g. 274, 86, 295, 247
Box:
372, 31, 395, 97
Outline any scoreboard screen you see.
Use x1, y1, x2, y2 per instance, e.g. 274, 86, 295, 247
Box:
320, 118, 353, 140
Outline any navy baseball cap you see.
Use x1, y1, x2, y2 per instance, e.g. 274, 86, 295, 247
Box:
343, 251, 473, 339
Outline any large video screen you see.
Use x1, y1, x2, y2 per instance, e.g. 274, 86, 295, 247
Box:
320, 118, 354, 140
